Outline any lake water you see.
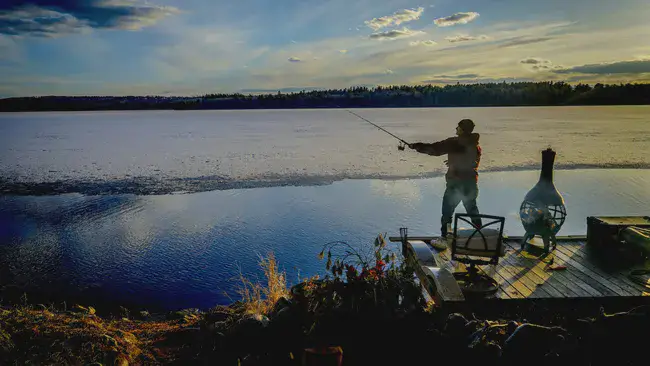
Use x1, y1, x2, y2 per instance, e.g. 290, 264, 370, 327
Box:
0, 107, 649, 311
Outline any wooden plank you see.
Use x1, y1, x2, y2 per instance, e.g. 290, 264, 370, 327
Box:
541, 256, 604, 298
556, 243, 649, 295
514, 241, 603, 297
501, 251, 555, 298
492, 267, 525, 299
501, 252, 565, 298
496, 256, 547, 299
548, 250, 621, 297
502, 243, 587, 298
504, 247, 583, 298
557, 242, 648, 294
552, 245, 632, 296
491, 271, 512, 299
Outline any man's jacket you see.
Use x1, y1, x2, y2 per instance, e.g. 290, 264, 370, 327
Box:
412, 133, 481, 181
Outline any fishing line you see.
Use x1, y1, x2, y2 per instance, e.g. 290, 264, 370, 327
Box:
342, 109, 411, 150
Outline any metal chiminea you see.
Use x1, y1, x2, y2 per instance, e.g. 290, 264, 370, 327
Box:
519, 148, 567, 253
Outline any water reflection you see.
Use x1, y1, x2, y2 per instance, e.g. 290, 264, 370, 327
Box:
1, 169, 649, 311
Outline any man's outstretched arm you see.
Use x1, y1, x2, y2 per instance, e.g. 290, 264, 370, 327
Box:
410, 138, 462, 156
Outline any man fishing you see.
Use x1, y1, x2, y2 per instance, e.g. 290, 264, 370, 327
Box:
409, 119, 482, 237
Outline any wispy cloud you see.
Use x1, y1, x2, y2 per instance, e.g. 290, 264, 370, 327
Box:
384, 69, 394, 74
0, 1, 180, 37
364, 7, 424, 31
339, 49, 348, 54
554, 59, 650, 74
497, 36, 553, 48
434, 74, 481, 79
288, 57, 302, 62
409, 40, 437, 46
446, 34, 489, 43
434, 12, 480, 27
369, 27, 424, 40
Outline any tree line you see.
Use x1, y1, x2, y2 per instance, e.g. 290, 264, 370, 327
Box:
1, 81, 649, 112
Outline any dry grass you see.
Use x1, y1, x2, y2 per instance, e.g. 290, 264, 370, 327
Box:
0, 305, 200, 365
236, 253, 290, 316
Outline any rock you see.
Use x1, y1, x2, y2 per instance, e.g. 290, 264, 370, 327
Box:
205, 310, 231, 323
214, 321, 229, 331
272, 307, 293, 323
444, 313, 469, 338
507, 320, 520, 334
231, 314, 269, 339
203, 320, 229, 334
270, 297, 291, 318
503, 323, 567, 358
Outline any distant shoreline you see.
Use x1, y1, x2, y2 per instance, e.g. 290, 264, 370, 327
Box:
3, 104, 650, 113
2, 81, 649, 112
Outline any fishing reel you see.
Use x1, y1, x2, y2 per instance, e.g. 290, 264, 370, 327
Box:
398, 141, 406, 151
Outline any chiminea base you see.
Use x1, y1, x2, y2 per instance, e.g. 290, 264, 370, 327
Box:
521, 232, 557, 254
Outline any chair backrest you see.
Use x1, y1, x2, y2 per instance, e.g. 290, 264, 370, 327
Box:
451, 214, 506, 265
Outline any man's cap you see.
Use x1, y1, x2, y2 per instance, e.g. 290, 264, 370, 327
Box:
458, 119, 475, 133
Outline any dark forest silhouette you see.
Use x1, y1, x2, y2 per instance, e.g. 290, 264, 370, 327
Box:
1, 81, 649, 112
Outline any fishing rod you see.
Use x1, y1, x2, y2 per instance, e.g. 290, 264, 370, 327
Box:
343, 109, 412, 151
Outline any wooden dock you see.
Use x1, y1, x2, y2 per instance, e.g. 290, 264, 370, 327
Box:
389, 235, 650, 314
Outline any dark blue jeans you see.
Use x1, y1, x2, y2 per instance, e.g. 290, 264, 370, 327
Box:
441, 179, 482, 235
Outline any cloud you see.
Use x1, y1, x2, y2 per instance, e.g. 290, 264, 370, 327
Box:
364, 7, 424, 31
497, 36, 553, 48
288, 57, 302, 62
369, 27, 424, 40
409, 40, 437, 46
422, 76, 531, 84
434, 12, 480, 27
445, 34, 489, 43
554, 59, 650, 74
433, 74, 481, 79
0, 0, 179, 37
519, 57, 562, 72
520, 57, 550, 65
339, 49, 348, 54
384, 69, 394, 74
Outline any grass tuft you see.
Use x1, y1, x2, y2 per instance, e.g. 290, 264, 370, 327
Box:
236, 253, 289, 316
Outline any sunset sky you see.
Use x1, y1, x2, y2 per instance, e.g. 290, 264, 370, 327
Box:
1, 0, 649, 97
